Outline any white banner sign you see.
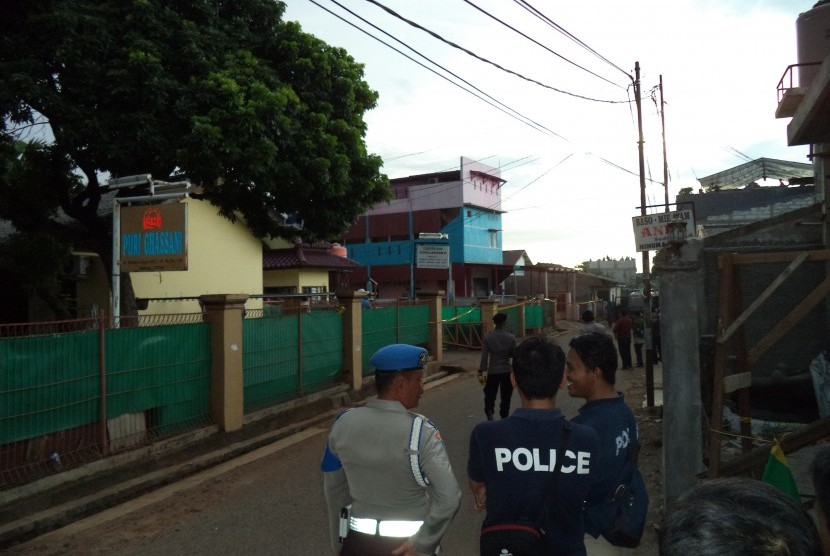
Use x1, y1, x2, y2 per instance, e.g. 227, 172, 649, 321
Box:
632, 209, 695, 252
416, 243, 450, 269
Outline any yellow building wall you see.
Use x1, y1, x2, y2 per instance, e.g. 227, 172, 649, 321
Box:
263, 268, 330, 292
131, 198, 263, 315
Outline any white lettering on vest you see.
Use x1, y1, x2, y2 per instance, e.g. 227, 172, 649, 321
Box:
493, 447, 591, 474
615, 427, 631, 456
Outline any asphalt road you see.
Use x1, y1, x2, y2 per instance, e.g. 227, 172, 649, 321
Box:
7, 354, 586, 556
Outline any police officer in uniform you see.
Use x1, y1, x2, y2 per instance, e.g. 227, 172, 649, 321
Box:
321, 344, 461, 556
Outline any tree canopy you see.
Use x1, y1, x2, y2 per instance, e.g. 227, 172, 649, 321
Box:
0, 0, 390, 316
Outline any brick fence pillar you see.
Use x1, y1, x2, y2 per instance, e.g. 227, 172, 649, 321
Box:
200, 294, 249, 432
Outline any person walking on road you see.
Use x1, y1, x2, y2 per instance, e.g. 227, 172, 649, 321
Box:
468, 335, 600, 556
581, 309, 610, 336
321, 344, 461, 556
566, 332, 644, 555
612, 309, 633, 370
479, 312, 517, 420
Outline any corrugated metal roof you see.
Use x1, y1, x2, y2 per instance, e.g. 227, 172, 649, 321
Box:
697, 158, 812, 191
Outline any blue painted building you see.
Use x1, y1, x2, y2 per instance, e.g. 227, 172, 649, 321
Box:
342, 157, 514, 300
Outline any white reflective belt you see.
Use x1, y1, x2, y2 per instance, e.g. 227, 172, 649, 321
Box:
349, 517, 424, 537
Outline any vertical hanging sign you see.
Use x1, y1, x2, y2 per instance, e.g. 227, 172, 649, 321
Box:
120, 203, 188, 271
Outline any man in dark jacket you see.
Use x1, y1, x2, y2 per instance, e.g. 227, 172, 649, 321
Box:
478, 312, 517, 420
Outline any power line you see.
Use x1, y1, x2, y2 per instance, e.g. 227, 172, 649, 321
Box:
364, 0, 629, 104
303, 0, 661, 190
312, 0, 567, 141
512, 0, 632, 81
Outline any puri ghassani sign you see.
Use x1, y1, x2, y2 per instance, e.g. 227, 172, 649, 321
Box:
120, 203, 188, 272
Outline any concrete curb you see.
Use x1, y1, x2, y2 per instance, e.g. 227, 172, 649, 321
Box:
0, 368, 461, 548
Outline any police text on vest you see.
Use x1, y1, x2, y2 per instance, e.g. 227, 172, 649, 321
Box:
494, 448, 591, 474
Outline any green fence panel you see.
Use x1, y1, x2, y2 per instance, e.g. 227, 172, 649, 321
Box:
441, 306, 482, 347
300, 311, 343, 393
501, 306, 521, 336
243, 314, 299, 411
105, 323, 211, 436
0, 331, 100, 443
525, 304, 543, 329
362, 307, 399, 375
398, 305, 430, 346
441, 306, 481, 323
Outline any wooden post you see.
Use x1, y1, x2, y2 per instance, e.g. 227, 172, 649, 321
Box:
479, 300, 498, 335
708, 254, 735, 478
517, 297, 528, 338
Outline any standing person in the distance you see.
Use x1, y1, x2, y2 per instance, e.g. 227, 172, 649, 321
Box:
566, 332, 644, 556
632, 311, 645, 368
612, 309, 634, 370
321, 344, 461, 556
468, 335, 600, 556
650, 311, 662, 364
478, 312, 517, 421
581, 309, 610, 336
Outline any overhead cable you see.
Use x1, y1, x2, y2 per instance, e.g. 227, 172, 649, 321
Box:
312, 0, 566, 141
364, 0, 629, 104
512, 0, 632, 81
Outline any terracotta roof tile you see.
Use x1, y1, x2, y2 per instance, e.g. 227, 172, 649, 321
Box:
263, 245, 358, 271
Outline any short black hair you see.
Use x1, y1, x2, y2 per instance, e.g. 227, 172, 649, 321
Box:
569, 332, 618, 385
581, 310, 594, 322
375, 369, 418, 393
659, 478, 822, 556
812, 446, 830, 532
493, 312, 508, 325
511, 335, 565, 400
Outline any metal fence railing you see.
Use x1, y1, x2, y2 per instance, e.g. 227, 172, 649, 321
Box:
362, 299, 432, 375
242, 306, 343, 412
0, 313, 211, 490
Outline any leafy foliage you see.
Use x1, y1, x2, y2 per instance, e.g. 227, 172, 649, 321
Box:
0, 0, 390, 315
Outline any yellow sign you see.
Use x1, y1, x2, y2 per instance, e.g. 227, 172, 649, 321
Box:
120, 203, 188, 272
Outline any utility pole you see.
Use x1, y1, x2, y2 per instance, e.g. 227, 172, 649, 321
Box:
634, 61, 655, 407
660, 74, 669, 213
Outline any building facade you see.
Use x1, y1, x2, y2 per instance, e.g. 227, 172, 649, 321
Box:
341, 156, 513, 301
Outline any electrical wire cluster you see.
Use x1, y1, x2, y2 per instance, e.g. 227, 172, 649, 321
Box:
299, 0, 672, 222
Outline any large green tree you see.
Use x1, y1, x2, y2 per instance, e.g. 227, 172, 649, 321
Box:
0, 0, 389, 317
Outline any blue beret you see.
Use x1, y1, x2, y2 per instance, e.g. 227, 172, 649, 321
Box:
370, 344, 429, 372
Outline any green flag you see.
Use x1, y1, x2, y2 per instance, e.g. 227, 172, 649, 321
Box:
761, 441, 800, 501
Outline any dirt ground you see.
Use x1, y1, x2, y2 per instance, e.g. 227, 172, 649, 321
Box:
625, 374, 664, 556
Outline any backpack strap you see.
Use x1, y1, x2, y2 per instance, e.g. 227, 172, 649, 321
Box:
537, 420, 573, 531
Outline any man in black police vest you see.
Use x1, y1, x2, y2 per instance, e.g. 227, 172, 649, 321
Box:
468, 335, 600, 556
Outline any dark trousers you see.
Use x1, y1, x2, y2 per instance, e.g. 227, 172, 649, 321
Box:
484, 373, 513, 418
341, 531, 435, 555
634, 342, 643, 366
618, 338, 632, 369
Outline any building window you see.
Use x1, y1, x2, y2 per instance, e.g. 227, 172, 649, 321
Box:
489, 230, 497, 248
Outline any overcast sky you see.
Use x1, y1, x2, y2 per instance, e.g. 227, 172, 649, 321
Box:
283, 0, 811, 270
